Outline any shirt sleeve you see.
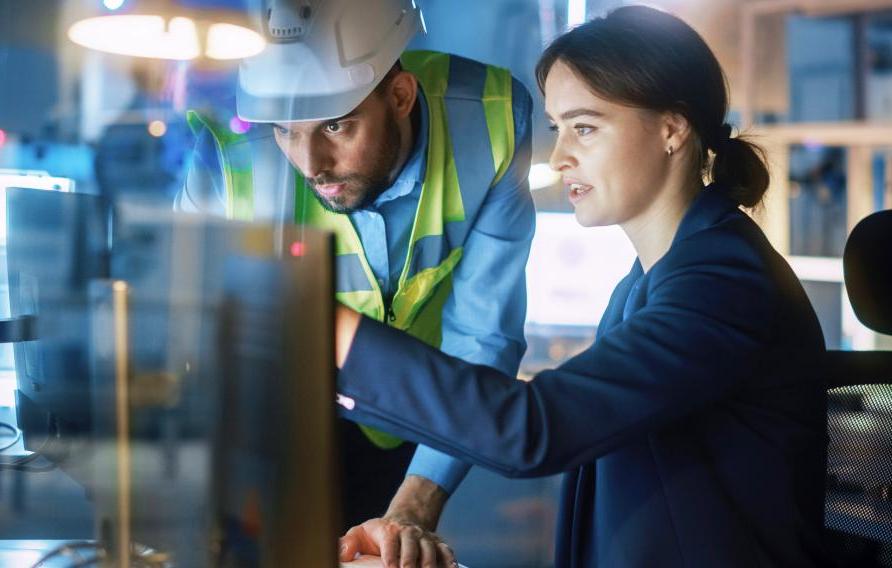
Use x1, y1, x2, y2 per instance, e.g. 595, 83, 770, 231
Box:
173, 126, 227, 216
405, 79, 536, 493
339, 229, 786, 478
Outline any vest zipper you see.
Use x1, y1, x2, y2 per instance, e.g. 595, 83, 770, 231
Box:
383, 296, 397, 324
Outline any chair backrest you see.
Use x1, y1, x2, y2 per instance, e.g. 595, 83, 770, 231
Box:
824, 210, 892, 565
843, 209, 892, 336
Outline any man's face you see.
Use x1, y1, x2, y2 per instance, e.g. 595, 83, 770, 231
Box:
273, 91, 402, 213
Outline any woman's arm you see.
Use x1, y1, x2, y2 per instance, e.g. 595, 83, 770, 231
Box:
334, 231, 786, 477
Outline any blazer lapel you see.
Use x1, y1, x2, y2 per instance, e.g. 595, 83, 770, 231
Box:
597, 184, 739, 337
597, 260, 643, 340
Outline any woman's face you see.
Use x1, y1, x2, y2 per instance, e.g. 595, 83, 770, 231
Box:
544, 61, 673, 228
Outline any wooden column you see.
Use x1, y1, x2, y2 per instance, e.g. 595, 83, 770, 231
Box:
846, 145, 874, 234
756, 138, 792, 255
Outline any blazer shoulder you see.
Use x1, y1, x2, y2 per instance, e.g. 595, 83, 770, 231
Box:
660, 213, 775, 277
647, 212, 788, 320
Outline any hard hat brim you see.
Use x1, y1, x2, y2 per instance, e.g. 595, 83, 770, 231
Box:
236, 80, 372, 123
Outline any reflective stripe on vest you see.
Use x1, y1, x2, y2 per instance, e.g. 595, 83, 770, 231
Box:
188, 50, 515, 448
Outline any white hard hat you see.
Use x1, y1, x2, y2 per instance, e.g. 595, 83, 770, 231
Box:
237, 0, 425, 123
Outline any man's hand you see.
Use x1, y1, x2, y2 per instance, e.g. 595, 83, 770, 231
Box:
339, 475, 455, 568
339, 517, 456, 568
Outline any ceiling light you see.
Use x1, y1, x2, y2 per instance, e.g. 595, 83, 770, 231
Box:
69, 15, 201, 60
68, 2, 265, 61
206, 22, 267, 60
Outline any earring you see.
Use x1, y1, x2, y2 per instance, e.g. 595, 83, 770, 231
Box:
666, 146, 674, 157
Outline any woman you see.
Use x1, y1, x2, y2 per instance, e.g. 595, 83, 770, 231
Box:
336, 6, 827, 567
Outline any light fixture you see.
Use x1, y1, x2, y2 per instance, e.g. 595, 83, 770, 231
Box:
567, 0, 586, 28
67, 1, 266, 61
528, 163, 562, 191
147, 120, 168, 137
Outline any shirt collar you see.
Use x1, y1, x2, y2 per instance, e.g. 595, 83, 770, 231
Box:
370, 89, 429, 207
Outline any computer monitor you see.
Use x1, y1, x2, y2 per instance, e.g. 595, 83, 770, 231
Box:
7, 194, 340, 566
89, 206, 339, 567
214, 235, 339, 567
5, 187, 109, 460
87, 206, 239, 567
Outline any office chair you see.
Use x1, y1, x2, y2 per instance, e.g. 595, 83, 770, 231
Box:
823, 209, 892, 565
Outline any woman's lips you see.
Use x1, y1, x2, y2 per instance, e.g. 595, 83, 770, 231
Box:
567, 182, 593, 205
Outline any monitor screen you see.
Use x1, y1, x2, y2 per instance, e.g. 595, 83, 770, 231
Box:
6, 187, 109, 452
7, 197, 340, 566
214, 239, 339, 567
525, 212, 636, 328
95, 206, 340, 567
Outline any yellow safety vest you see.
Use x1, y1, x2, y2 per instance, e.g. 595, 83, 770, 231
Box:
187, 50, 515, 448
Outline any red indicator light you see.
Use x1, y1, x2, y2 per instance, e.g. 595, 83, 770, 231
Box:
290, 241, 305, 257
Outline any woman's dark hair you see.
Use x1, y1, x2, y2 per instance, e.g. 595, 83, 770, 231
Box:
535, 5, 769, 208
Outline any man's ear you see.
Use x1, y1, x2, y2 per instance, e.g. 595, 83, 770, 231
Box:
386, 71, 418, 119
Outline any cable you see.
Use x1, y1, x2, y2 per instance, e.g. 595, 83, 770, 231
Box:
31, 541, 100, 568
0, 420, 22, 453
0, 455, 57, 472
0, 414, 59, 472
67, 555, 101, 568
30, 541, 168, 568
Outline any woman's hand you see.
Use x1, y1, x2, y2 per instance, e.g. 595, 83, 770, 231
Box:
335, 304, 362, 368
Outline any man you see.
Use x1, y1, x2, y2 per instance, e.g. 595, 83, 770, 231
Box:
177, 0, 534, 561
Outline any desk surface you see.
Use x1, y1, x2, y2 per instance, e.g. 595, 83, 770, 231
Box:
0, 542, 468, 567
342, 556, 386, 567
342, 556, 468, 568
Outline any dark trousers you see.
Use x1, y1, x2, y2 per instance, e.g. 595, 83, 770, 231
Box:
339, 420, 416, 531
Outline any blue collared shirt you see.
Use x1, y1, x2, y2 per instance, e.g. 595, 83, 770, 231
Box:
177, 79, 535, 494
351, 84, 535, 493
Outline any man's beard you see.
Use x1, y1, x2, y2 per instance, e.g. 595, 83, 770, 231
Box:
306, 112, 402, 214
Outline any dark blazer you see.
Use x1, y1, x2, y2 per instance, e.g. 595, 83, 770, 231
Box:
337, 185, 828, 567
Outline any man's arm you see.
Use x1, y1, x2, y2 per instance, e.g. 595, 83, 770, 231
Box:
397, 77, 535, 512
338, 79, 535, 567
173, 125, 227, 215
